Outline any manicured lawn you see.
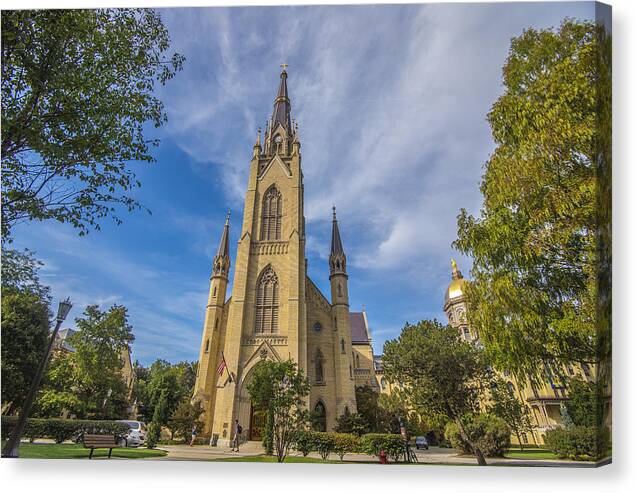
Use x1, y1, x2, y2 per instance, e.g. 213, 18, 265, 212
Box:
3, 442, 167, 459
504, 448, 559, 460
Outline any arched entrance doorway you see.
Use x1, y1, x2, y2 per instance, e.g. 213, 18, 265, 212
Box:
249, 403, 267, 441
313, 401, 326, 432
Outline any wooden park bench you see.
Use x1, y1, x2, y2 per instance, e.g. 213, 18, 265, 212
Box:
82, 434, 122, 459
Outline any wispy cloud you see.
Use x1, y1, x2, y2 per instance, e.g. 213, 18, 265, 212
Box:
9, 3, 595, 364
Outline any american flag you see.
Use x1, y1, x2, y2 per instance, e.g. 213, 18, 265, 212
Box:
216, 357, 227, 377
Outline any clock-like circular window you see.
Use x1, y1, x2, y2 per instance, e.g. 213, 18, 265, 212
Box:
313, 322, 322, 332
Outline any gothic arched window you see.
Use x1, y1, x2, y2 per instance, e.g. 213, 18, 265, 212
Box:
255, 266, 279, 334
315, 349, 324, 383
340, 338, 345, 353
204, 339, 210, 353
260, 186, 282, 241
313, 401, 326, 432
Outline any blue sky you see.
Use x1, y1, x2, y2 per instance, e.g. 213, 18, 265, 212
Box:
10, 2, 596, 366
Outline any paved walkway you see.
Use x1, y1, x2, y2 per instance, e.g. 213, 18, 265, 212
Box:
157, 442, 601, 467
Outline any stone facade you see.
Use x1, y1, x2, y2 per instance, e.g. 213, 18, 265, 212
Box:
193, 69, 373, 443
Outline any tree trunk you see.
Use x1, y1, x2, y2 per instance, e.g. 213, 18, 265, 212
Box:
455, 417, 487, 466
516, 432, 524, 451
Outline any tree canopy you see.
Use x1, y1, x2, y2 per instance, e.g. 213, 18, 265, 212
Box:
453, 20, 612, 381
382, 320, 492, 465
246, 360, 310, 463
1, 9, 184, 240
36, 304, 135, 419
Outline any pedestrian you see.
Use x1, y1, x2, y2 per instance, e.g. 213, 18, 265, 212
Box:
190, 424, 197, 447
230, 419, 242, 451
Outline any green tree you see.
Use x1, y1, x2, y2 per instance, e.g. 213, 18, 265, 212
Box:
488, 379, 533, 449
1, 289, 50, 414
334, 409, 368, 436
382, 320, 492, 465
355, 385, 390, 433
36, 304, 134, 419
1, 248, 50, 300
1, 9, 184, 240
167, 398, 203, 442
134, 359, 196, 425
453, 20, 612, 384
246, 360, 310, 463
565, 377, 600, 427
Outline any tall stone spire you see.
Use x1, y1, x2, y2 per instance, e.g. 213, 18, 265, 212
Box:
212, 211, 231, 278
272, 65, 291, 130
329, 207, 346, 276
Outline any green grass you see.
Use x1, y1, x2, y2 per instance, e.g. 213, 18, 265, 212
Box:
4, 442, 167, 459
504, 448, 560, 460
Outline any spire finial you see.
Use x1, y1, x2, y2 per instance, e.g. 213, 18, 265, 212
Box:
255, 127, 261, 147
280, 63, 288, 72
225, 209, 231, 224
332, 206, 337, 220
451, 258, 458, 272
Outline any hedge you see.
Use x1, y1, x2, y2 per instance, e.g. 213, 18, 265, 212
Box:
544, 426, 611, 461
445, 414, 510, 457
1, 416, 130, 444
312, 431, 336, 460
359, 433, 405, 462
292, 430, 314, 457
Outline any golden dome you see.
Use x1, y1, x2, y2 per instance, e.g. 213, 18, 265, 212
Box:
444, 259, 467, 306
445, 277, 467, 305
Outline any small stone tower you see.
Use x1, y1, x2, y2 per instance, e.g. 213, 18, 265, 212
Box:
443, 259, 476, 341
193, 212, 231, 412
329, 207, 357, 415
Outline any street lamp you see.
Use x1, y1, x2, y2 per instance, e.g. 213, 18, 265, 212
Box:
2, 298, 73, 458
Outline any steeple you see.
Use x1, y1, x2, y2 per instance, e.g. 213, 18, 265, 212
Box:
272, 65, 291, 130
329, 207, 347, 276
451, 258, 463, 280
212, 211, 231, 278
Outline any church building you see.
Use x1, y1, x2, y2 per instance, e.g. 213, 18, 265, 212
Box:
193, 68, 377, 444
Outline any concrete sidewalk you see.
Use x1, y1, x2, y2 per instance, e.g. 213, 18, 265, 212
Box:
157, 442, 601, 467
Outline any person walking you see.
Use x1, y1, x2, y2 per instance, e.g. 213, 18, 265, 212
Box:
230, 419, 242, 451
190, 424, 198, 446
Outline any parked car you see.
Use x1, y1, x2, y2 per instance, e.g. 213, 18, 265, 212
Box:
415, 436, 429, 450
116, 420, 147, 447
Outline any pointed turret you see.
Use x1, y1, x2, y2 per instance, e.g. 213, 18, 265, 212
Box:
329, 207, 347, 276
212, 211, 231, 278
272, 66, 291, 130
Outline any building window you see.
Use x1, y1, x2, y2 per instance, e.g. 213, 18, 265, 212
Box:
213, 286, 217, 297
355, 354, 360, 368
349, 364, 352, 378
341, 338, 345, 353
315, 349, 324, 383
582, 363, 591, 377
215, 318, 219, 330
463, 327, 470, 339
567, 365, 575, 376
260, 186, 282, 241
255, 265, 279, 334
313, 322, 322, 332
313, 401, 326, 432
204, 339, 210, 353
380, 377, 387, 390
338, 284, 342, 297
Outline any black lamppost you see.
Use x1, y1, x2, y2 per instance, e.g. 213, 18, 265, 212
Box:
2, 298, 73, 458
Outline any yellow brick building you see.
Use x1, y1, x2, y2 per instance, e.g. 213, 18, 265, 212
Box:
193, 68, 376, 444
442, 260, 598, 445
